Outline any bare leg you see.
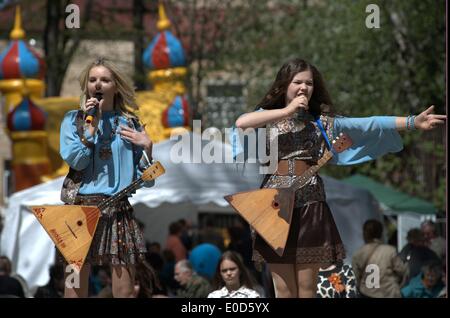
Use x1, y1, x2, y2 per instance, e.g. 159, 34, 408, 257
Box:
296, 263, 327, 298
268, 263, 298, 298
111, 265, 136, 298
64, 263, 91, 298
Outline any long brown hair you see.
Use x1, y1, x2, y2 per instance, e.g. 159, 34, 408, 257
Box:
212, 250, 257, 290
135, 260, 163, 298
257, 58, 334, 118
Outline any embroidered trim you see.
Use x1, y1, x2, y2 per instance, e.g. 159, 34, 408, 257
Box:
321, 115, 335, 144
252, 243, 346, 265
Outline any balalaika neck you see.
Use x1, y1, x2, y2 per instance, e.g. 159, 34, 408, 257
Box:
97, 177, 144, 211
288, 149, 334, 192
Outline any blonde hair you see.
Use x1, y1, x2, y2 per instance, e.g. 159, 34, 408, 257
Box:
78, 57, 139, 120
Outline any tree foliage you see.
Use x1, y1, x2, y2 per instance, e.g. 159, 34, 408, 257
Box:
177, 0, 446, 211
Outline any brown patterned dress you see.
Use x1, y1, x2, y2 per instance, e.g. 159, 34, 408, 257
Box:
253, 114, 346, 265
77, 195, 147, 266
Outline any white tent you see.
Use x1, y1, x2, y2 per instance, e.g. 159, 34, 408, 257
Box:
0, 132, 382, 291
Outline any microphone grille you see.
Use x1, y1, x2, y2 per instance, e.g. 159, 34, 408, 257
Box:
94, 92, 103, 100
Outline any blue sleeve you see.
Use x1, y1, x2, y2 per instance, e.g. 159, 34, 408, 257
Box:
230, 125, 245, 161
230, 108, 264, 162
330, 116, 403, 165
59, 111, 96, 171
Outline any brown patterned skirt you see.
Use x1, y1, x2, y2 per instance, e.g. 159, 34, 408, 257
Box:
57, 194, 147, 266
253, 201, 345, 264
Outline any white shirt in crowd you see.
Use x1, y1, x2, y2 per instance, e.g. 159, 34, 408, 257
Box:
207, 286, 260, 298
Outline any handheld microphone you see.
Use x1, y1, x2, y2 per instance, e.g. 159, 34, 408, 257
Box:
85, 92, 103, 124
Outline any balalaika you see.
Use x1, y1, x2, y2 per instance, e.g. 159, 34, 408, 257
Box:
224, 133, 352, 257
30, 161, 165, 272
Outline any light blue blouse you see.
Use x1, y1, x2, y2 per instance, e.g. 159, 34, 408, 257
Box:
60, 110, 154, 196
330, 116, 403, 165
230, 115, 403, 166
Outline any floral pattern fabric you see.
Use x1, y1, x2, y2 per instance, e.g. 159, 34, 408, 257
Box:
263, 114, 334, 207
208, 286, 261, 298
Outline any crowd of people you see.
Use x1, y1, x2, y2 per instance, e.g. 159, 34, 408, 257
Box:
1, 218, 446, 298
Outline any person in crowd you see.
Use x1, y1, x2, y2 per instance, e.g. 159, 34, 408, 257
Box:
208, 251, 261, 298
198, 216, 225, 251
189, 243, 221, 280
0, 255, 25, 298
420, 221, 446, 260
178, 218, 194, 251
399, 228, 440, 280
134, 260, 165, 298
165, 221, 187, 262
401, 260, 445, 298
352, 219, 408, 297
34, 264, 65, 298
174, 259, 212, 298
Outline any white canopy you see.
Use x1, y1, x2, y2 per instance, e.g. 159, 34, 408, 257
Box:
1, 133, 382, 291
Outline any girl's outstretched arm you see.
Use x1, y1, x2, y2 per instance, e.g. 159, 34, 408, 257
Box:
395, 105, 446, 131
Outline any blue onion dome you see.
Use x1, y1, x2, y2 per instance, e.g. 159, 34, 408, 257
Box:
0, 6, 46, 80
162, 95, 190, 128
142, 2, 186, 70
7, 97, 47, 131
